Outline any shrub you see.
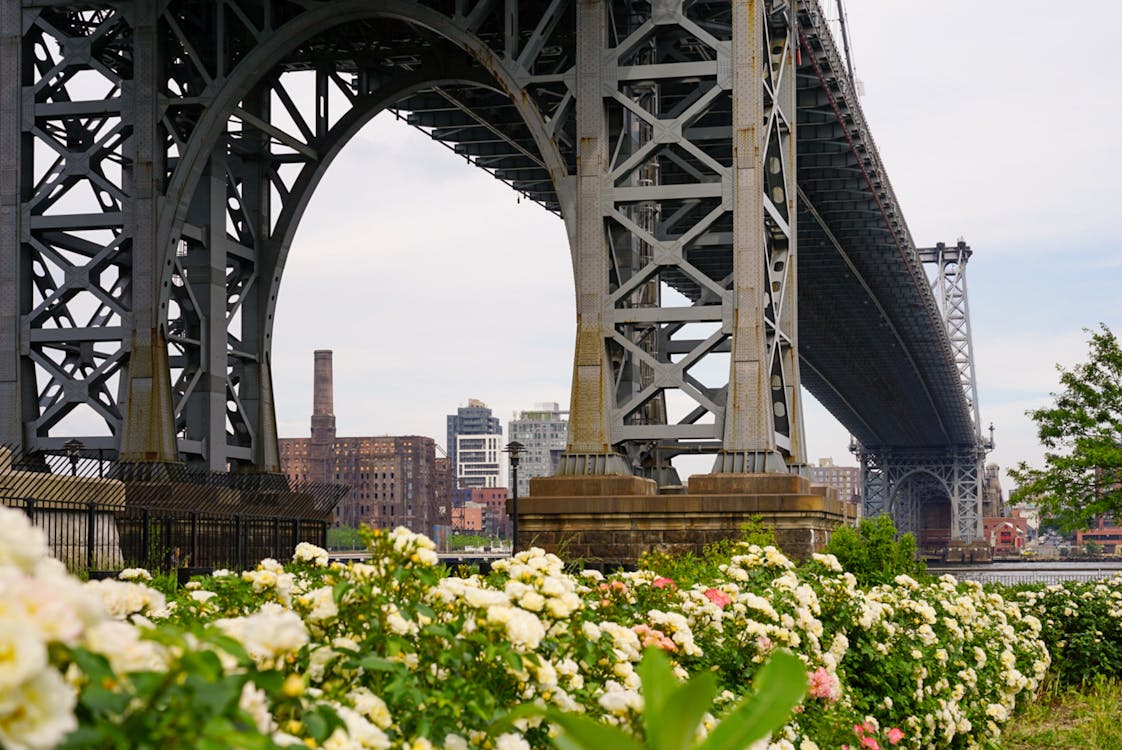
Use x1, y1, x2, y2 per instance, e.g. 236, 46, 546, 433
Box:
822, 515, 926, 587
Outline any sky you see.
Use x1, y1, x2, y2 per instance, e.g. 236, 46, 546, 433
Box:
270, 1, 1122, 491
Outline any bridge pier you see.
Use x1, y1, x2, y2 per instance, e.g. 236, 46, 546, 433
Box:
519, 474, 855, 564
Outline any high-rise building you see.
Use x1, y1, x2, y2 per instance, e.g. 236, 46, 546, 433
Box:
279, 351, 443, 537
809, 458, 862, 504
446, 399, 503, 489
508, 402, 569, 498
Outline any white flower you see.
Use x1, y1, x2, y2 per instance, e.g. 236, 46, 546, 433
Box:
299, 586, 338, 624
323, 706, 390, 750
0, 667, 77, 750
83, 620, 168, 674
495, 733, 531, 750
347, 688, 393, 729
0, 507, 51, 574
117, 568, 152, 582
83, 578, 167, 620
598, 687, 642, 715
0, 620, 48, 709
238, 682, 273, 733
189, 590, 217, 605
293, 542, 329, 567
486, 606, 545, 650
213, 603, 309, 667
443, 734, 470, 750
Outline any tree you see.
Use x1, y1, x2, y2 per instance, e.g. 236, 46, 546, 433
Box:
1009, 324, 1122, 531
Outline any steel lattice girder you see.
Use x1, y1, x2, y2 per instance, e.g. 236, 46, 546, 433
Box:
1, 0, 985, 491
859, 445, 984, 543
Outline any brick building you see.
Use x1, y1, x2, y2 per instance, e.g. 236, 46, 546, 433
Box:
279, 351, 443, 538
809, 458, 861, 504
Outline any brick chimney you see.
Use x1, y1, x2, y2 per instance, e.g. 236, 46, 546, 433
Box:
310, 350, 336, 482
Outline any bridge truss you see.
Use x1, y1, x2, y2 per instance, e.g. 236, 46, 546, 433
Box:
0, 0, 990, 542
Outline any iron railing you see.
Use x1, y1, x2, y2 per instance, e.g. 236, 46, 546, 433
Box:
0, 443, 347, 572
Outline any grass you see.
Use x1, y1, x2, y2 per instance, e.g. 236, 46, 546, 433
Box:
1001, 680, 1122, 750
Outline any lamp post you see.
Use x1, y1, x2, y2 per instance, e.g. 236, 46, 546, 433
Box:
64, 438, 84, 476
504, 441, 524, 553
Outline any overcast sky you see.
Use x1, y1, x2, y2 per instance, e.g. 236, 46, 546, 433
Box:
271, 1, 1122, 491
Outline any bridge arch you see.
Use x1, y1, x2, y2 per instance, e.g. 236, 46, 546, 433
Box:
887, 468, 954, 552
150, 2, 572, 470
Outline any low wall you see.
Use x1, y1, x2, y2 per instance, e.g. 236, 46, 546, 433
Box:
515, 473, 858, 565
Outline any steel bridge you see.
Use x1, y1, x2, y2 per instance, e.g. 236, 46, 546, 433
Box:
0, 0, 991, 544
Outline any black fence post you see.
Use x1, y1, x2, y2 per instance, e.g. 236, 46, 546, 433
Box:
272, 516, 280, 560
294, 518, 302, 547
190, 511, 199, 567
141, 507, 150, 569
86, 502, 96, 571
235, 514, 244, 570
24, 497, 35, 523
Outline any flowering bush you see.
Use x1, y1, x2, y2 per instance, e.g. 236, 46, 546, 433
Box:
1006, 575, 1122, 686
0, 505, 1057, 750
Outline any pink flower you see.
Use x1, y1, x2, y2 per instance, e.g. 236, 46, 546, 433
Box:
703, 588, 732, 608
860, 738, 880, 750
652, 577, 675, 590
886, 728, 905, 745
632, 624, 678, 652
806, 667, 840, 701
756, 635, 773, 652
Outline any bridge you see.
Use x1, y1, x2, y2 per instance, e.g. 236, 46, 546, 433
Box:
0, 0, 991, 556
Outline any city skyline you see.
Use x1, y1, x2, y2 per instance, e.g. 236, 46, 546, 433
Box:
270, 1, 1121, 488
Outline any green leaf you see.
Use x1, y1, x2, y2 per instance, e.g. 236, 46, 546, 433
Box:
356, 655, 405, 673
503, 650, 524, 673
659, 671, 719, 750
545, 710, 646, 750
638, 647, 676, 743
80, 684, 132, 715
638, 648, 718, 750
69, 647, 114, 682
186, 674, 242, 714
698, 651, 806, 750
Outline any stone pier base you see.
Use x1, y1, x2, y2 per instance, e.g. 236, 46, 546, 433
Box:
944, 540, 993, 563
515, 473, 858, 566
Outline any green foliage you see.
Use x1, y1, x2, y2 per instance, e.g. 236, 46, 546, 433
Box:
638, 517, 777, 586
1083, 541, 1104, 557
326, 526, 364, 550
821, 515, 926, 587
505, 648, 806, 750
447, 533, 503, 550
1002, 679, 1122, 750
1006, 577, 1122, 686
1009, 324, 1122, 531
57, 626, 338, 749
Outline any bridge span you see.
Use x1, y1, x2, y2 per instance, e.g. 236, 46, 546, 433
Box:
0, 0, 991, 552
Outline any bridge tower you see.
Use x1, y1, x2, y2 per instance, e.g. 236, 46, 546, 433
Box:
1, 0, 851, 562
858, 240, 992, 558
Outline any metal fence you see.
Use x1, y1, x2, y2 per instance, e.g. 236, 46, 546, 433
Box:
0, 443, 348, 573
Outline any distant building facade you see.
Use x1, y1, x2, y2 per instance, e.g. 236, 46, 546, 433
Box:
450, 486, 509, 538
447, 399, 503, 489
508, 402, 569, 498
279, 351, 442, 537
983, 516, 1028, 556
452, 503, 484, 533
809, 458, 861, 503
981, 463, 1004, 518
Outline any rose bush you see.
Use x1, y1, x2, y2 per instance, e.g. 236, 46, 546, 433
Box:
0, 505, 1057, 749
1005, 575, 1122, 686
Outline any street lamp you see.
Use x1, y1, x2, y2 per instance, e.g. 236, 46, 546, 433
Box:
64, 438, 84, 476
504, 441, 525, 553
